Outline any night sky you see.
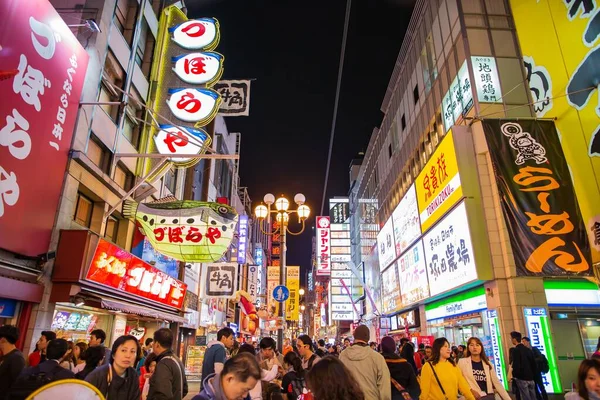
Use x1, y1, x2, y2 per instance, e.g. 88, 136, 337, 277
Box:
188, 0, 414, 282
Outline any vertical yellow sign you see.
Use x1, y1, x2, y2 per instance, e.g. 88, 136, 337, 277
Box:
509, 0, 600, 263
267, 266, 280, 315
286, 266, 300, 321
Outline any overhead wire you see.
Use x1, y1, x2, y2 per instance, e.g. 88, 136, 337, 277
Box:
320, 0, 352, 216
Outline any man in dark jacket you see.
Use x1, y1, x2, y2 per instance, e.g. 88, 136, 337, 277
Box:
381, 336, 420, 400
0, 325, 25, 400
510, 331, 538, 400
9, 339, 74, 400
201, 327, 234, 388
148, 328, 188, 400
522, 337, 549, 400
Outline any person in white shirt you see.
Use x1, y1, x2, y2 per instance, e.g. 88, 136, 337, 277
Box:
239, 344, 278, 400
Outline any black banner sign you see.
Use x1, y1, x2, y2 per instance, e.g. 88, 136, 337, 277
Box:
482, 119, 591, 276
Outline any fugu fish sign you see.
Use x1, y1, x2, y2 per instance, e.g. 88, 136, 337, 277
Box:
123, 199, 238, 262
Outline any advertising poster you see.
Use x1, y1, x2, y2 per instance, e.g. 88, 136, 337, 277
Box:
316, 216, 331, 276
482, 120, 591, 276
397, 240, 429, 306
442, 61, 473, 132
509, 0, 600, 264
423, 201, 478, 296
392, 184, 422, 255
285, 266, 300, 321
486, 310, 508, 389
200, 263, 238, 299
380, 262, 402, 314
415, 130, 463, 232
267, 266, 280, 315
377, 217, 396, 270
523, 307, 562, 393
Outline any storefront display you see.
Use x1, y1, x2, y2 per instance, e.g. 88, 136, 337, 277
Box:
377, 217, 396, 270
397, 240, 429, 306
392, 184, 421, 255
380, 262, 402, 315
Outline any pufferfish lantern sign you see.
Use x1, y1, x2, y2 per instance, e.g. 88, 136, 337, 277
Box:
124, 198, 238, 263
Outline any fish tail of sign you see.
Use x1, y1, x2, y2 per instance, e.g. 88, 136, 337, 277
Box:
122, 200, 138, 220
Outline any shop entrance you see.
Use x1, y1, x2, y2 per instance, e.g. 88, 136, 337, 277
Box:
427, 312, 487, 347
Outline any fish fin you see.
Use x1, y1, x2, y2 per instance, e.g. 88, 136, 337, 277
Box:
122, 200, 138, 220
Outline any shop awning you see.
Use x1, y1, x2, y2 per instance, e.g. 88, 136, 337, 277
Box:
101, 299, 187, 324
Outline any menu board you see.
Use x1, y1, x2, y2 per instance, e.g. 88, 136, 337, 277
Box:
423, 201, 478, 296
377, 217, 396, 270
392, 184, 421, 255
63, 313, 82, 331
51, 311, 70, 330
76, 314, 94, 331
185, 345, 206, 375
398, 240, 430, 306
380, 262, 402, 314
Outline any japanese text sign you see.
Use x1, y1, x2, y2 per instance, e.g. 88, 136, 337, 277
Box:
213, 80, 251, 116
442, 61, 473, 132
0, 0, 89, 256
471, 56, 502, 104
415, 130, 463, 232
423, 201, 479, 296
392, 184, 421, 255
481, 120, 591, 276
86, 239, 187, 309
267, 266, 280, 315
398, 240, 430, 306
330, 199, 350, 224
236, 215, 248, 263
380, 261, 402, 314
486, 310, 508, 389
247, 265, 258, 302
285, 266, 300, 321
316, 216, 331, 276
201, 263, 237, 299
377, 216, 395, 270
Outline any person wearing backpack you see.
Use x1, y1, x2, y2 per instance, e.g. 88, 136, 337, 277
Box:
8, 338, 74, 400
381, 336, 419, 400
281, 352, 307, 399
297, 335, 320, 371
522, 337, 549, 400
148, 328, 188, 400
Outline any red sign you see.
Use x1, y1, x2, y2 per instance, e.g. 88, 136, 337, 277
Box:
316, 216, 331, 276
86, 239, 187, 309
0, 0, 89, 256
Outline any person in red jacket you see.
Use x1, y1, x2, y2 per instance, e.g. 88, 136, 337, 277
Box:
28, 331, 56, 367
140, 353, 157, 400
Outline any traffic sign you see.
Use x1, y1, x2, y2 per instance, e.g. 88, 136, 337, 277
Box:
273, 285, 289, 302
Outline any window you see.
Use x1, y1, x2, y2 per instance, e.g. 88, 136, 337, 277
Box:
164, 168, 177, 194
87, 135, 111, 173
401, 114, 406, 131
105, 216, 119, 242
74, 193, 93, 227
388, 144, 393, 159
114, 0, 139, 46
413, 84, 420, 104
99, 51, 125, 121
114, 163, 134, 191
136, 18, 155, 79
123, 88, 144, 149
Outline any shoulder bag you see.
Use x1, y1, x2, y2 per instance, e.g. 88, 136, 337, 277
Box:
391, 377, 414, 400
428, 362, 448, 400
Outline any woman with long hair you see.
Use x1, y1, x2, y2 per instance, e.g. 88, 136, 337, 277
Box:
565, 359, 600, 400
60, 340, 77, 371
458, 337, 511, 400
305, 356, 365, 400
194, 352, 262, 400
141, 353, 157, 400
281, 351, 306, 398
381, 336, 420, 400
420, 337, 476, 400
328, 345, 339, 357
85, 335, 142, 400
72, 342, 88, 373
75, 345, 105, 380
400, 341, 418, 373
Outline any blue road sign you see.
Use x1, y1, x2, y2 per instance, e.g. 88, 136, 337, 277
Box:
273, 285, 290, 302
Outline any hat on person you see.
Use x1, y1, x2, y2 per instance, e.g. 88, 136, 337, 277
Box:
381, 336, 396, 354
353, 325, 370, 343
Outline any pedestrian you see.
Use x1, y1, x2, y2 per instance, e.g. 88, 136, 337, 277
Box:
328, 345, 339, 357
565, 359, 600, 400
85, 335, 141, 400
316, 339, 327, 357
141, 353, 158, 400
75, 345, 105, 380
381, 336, 420, 400
400, 341, 418, 373
419, 337, 475, 400
281, 351, 307, 399
147, 328, 188, 400
89, 329, 111, 364
339, 325, 391, 400
425, 346, 433, 361
297, 335, 321, 371
72, 342, 88, 374
202, 327, 235, 388
144, 338, 154, 356
59, 340, 77, 371
237, 343, 278, 400
522, 336, 549, 400
0, 325, 25, 400
306, 355, 365, 400
458, 337, 511, 400
510, 331, 538, 400
9, 338, 75, 400
417, 343, 426, 364
343, 338, 351, 351
282, 338, 293, 357
592, 338, 600, 360
28, 330, 56, 367
193, 352, 262, 400
370, 342, 379, 351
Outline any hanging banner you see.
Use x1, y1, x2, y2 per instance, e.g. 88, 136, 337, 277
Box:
481, 119, 591, 276
486, 310, 508, 390
316, 216, 331, 276
200, 263, 238, 299
247, 265, 258, 302
267, 266, 280, 315
285, 266, 300, 321
213, 80, 251, 116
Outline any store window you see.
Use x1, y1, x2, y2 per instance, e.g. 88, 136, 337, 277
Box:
105, 216, 119, 243
99, 51, 126, 122
136, 18, 155, 79
74, 193, 93, 228
87, 135, 112, 174
114, 0, 139, 46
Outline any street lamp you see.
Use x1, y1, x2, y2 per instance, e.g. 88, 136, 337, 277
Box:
254, 193, 311, 351
299, 288, 305, 296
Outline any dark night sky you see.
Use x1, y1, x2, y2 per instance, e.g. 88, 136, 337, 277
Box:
188, 0, 414, 281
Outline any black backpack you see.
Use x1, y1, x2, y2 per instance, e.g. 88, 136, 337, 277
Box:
536, 352, 550, 374
8, 364, 63, 400
288, 376, 307, 399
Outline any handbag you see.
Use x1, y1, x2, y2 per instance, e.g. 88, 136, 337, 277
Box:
428, 362, 448, 400
391, 377, 414, 400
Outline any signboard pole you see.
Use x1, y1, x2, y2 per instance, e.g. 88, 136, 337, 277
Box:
278, 224, 287, 352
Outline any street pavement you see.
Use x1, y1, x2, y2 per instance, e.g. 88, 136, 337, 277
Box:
184, 381, 201, 400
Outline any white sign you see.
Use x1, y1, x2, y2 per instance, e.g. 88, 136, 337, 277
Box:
172, 52, 223, 85
393, 184, 421, 255
331, 303, 353, 312
425, 292, 487, 320
381, 262, 402, 314
331, 254, 351, 262
472, 56, 502, 103
486, 310, 507, 387
331, 239, 351, 247
423, 201, 478, 296
170, 18, 219, 50
398, 240, 430, 306
332, 311, 354, 320
248, 265, 258, 302
316, 216, 331, 276
377, 217, 396, 270
213, 80, 251, 116
201, 263, 238, 299
523, 308, 559, 393
237, 215, 249, 263
256, 264, 264, 307
184, 263, 201, 295
166, 88, 220, 123
331, 270, 353, 278
154, 125, 208, 163
442, 61, 473, 132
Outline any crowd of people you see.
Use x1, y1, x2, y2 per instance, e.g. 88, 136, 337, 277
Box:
2, 322, 600, 400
